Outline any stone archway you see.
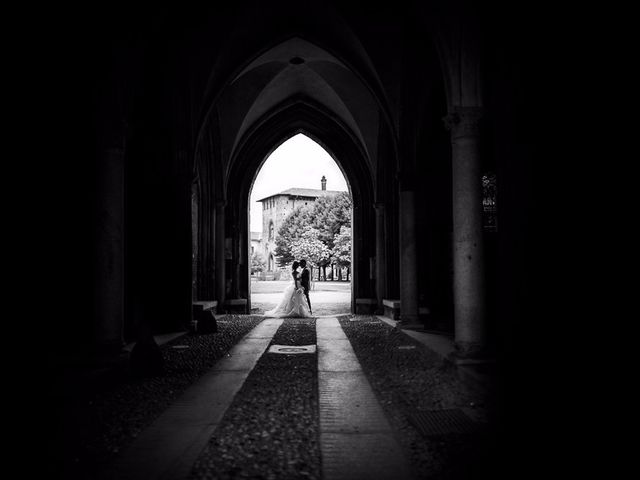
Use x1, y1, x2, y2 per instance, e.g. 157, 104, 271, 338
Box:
225, 99, 375, 313
192, 32, 396, 316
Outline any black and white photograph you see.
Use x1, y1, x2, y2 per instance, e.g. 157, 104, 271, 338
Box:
15, 1, 587, 479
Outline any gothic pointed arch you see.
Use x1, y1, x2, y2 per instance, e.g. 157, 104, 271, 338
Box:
224, 98, 376, 311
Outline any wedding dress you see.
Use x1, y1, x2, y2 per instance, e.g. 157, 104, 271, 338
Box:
264, 270, 312, 318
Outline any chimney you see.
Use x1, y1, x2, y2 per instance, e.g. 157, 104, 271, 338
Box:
321, 175, 327, 191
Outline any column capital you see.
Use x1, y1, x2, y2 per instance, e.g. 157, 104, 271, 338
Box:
373, 202, 385, 212
443, 106, 483, 139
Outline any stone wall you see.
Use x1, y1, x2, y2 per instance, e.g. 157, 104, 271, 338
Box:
261, 194, 317, 270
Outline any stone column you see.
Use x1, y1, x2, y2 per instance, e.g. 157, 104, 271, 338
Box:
374, 202, 387, 313
94, 146, 125, 351
231, 223, 240, 299
215, 200, 226, 305
399, 191, 419, 324
443, 106, 486, 356
351, 203, 360, 313
191, 185, 198, 301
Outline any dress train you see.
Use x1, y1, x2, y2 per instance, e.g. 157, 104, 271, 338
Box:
264, 283, 312, 318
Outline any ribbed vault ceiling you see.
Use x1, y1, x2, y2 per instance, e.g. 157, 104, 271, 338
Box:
215, 37, 380, 166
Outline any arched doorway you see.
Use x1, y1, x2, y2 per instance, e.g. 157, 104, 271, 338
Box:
192, 35, 395, 316
223, 99, 375, 313
249, 133, 352, 315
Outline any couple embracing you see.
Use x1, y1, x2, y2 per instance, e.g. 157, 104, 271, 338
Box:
264, 259, 313, 318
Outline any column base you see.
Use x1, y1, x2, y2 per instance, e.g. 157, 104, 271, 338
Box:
130, 337, 165, 377
355, 298, 377, 315
453, 341, 488, 360
382, 299, 401, 320
223, 298, 248, 314
90, 339, 128, 370
191, 309, 218, 334
94, 338, 126, 356
399, 314, 422, 330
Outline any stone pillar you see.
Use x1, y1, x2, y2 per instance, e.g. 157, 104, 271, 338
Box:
94, 146, 125, 351
215, 201, 226, 305
399, 191, 419, 324
444, 106, 486, 356
374, 202, 387, 313
231, 223, 241, 298
351, 203, 360, 313
191, 185, 198, 301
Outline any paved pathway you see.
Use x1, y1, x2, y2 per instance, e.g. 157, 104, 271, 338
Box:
317, 317, 413, 480
98, 319, 283, 480
98, 316, 412, 479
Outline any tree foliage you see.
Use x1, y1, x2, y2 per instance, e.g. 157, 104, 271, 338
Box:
311, 192, 352, 252
332, 226, 352, 267
274, 205, 314, 267
274, 192, 352, 269
251, 251, 266, 274
290, 229, 331, 268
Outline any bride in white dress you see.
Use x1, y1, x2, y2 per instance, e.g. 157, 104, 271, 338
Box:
264, 261, 313, 318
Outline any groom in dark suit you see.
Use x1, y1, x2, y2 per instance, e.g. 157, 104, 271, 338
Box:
299, 259, 312, 315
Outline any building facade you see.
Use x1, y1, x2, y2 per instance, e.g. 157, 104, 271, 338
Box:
257, 176, 341, 271
250, 231, 262, 257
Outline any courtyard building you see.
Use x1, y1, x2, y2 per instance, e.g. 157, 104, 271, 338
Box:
257, 176, 343, 272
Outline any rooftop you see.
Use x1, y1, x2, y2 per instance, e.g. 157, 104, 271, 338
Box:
256, 188, 344, 202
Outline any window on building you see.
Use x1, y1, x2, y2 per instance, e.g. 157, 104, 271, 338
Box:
269, 221, 274, 240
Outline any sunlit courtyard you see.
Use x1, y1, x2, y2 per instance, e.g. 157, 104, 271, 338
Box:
250, 279, 351, 316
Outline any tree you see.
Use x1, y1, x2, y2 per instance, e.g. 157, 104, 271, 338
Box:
274, 205, 314, 267
251, 251, 266, 274
332, 226, 352, 280
290, 229, 331, 276
274, 192, 352, 278
311, 192, 352, 251
315, 192, 350, 279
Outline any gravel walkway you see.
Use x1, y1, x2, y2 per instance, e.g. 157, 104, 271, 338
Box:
190, 318, 320, 480
51, 314, 499, 479
53, 315, 263, 480
339, 315, 498, 480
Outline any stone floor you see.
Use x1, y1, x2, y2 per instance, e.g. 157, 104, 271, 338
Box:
47, 314, 501, 480
251, 280, 352, 317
